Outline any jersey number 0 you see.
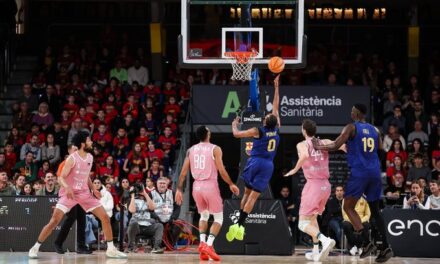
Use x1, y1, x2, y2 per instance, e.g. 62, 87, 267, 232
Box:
267, 139, 276, 152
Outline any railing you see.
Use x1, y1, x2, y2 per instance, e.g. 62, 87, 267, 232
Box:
0, 24, 16, 95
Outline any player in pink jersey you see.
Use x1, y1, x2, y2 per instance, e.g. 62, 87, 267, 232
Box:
176, 126, 239, 261
29, 131, 127, 259
285, 119, 344, 262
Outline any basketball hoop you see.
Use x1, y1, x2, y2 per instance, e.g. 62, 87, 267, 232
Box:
224, 50, 259, 81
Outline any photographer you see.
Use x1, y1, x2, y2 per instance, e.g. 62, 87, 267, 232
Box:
403, 181, 431, 210
127, 183, 164, 253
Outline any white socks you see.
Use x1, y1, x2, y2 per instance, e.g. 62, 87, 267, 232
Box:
33, 242, 41, 251
313, 242, 319, 255
107, 241, 115, 250
207, 234, 216, 246
200, 233, 207, 243
317, 232, 329, 244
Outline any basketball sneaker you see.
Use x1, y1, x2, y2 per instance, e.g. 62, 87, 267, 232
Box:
359, 242, 377, 259
235, 225, 245, 241
201, 245, 221, 261
198, 242, 209, 261
314, 238, 335, 262
375, 248, 393, 263
106, 247, 128, 258
305, 252, 318, 261
226, 224, 239, 242
28, 245, 39, 259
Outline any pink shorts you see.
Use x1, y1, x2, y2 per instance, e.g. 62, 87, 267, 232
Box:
192, 180, 223, 214
56, 191, 101, 214
299, 179, 331, 216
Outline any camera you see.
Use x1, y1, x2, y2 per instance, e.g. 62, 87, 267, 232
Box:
130, 183, 145, 195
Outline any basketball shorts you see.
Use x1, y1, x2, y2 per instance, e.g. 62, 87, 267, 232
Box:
299, 179, 331, 216
56, 190, 101, 214
192, 180, 223, 214
345, 167, 382, 202
241, 157, 274, 193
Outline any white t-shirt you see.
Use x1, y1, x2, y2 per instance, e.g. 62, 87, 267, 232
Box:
429, 194, 440, 210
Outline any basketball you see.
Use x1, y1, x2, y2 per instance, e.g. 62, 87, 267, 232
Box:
268, 56, 285, 73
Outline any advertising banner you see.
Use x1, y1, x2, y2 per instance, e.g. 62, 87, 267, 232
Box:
192, 85, 370, 125
0, 196, 76, 252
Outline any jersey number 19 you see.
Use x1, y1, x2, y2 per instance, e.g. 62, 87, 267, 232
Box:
362, 137, 375, 152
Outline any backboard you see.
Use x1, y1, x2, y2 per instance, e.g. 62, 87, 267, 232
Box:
179, 0, 306, 69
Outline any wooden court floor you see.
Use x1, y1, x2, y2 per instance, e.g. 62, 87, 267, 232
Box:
1, 248, 438, 264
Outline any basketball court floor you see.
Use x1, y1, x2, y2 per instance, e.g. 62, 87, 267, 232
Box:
1, 248, 437, 264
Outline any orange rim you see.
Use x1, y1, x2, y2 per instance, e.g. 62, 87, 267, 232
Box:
224, 51, 258, 64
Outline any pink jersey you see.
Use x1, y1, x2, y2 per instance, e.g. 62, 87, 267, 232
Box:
59, 151, 94, 195
301, 139, 330, 180
188, 142, 218, 181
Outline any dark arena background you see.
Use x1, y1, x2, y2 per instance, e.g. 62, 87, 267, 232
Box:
0, 0, 440, 263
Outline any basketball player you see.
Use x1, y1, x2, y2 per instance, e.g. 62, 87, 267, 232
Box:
226, 75, 280, 242
284, 119, 339, 261
175, 126, 239, 261
29, 131, 127, 259
312, 104, 393, 262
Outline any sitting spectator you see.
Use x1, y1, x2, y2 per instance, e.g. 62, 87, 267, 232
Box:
158, 127, 177, 171
128, 59, 149, 86
418, 177, 431, 196
21, 83, 39, 112
382, 124, 406, 152
32, 180, 43, 193
429, 180, 440, 209
325, 185, 344, 248
41, 133, 61, 166
140, 111, 158, 138
93, 123, 113, 150
386, 139, 407, 168
145, 177, 156, 193
123, 94, 139, 120
407, 120, 429, 147
382, 105, 406, 136
63, 94, 79, 117
406, 153, 431, 185
279, 186, 296, 239
37, 160, 52, 180
6, 127, 25, 154
20, 134, 42, 161
143, 81, 161, 102
403, 181, 430, 209
383, 91, 401, 117
162, 113, 178, 136
127, 165, 144, 184
118, 114, 138, 142
12, 101, 33, 132
13, 151, 39, 182
146, 141, 164, 165
385, 155, 406, 186
36, 172, 59, 196
32, 102, 54, 130
20, 182, 35, 196
97, 155, 120, 184
147, 159, 164, 183
405, 99, 428, 134
127, 185, 164, 253
12, 174, 26, 195
25, 123, 46, 144
0, 171, 14, 196
110, 61, 128, 84
432, 159, 440, 181
384, 172, 406, 206
163, 96, 181, 120
113, 128, 130, 153
4, 143, 17, 176
342, 197, 370, 256
407, 138, 429, 168
427, 112, 439, 136
135, 127, 149, 151
124, 143, 149, 176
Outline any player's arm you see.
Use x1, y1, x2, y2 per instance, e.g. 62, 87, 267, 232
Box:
321, 139, 346, 152
374, 127, 383, 151
313, 124, 354, 151
213, 146, 239, 196
58, 156, 75, 198
175, 150, 190, 205
272, 74, 281, 127
284, 142, 308, 177
232, 117, 259, 138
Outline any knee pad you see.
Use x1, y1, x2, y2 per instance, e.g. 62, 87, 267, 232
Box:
298, 220, 311, 232
213, 212, 223, 225
199, 210, 210, 222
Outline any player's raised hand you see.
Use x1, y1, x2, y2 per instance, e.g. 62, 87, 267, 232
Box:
175, 190, 183, 205
232, 116, 240, 126
274, 74, 280, 87
229, 184, 240, 196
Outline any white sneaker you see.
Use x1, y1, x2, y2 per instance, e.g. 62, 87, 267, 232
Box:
28, 246, 39, 259
314, 238, 336, 262
358, 248, 363, 255
106, 247, 128, 258
350, 246, 358, 256
305, 252, 318, 261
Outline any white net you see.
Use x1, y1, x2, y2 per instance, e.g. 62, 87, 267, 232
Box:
225, 51, 259, 81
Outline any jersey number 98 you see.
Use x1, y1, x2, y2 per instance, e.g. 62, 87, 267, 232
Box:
362, 137, 375, 152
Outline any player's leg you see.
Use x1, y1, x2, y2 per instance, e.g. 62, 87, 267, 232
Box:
192, 186, 210, 260
201, 184, 223, 261
90, 206, 127, 258
240, 187, 252, 210
29, 208, 65, 258
54, 204, 78, 254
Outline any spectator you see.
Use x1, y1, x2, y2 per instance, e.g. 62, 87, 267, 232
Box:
20, 182, 34, 196
25, 124, 46, 144
405, 100, 428, 134
39, 85, 61, 119
279, 186, 296, 239
342, 197, 370, 256
325, 185, 344, 248
382, 124, 406, 153
67, 118, 83, 145
429, 180, 440, 209
163, 96, 181, 120
93, 123, 113, 150
36, 172, 59, 196
124, 143, 148, 176
37, 160, 52, 180
427, 112, 439, 137
127, 165, 143, 184
41, 133, 61, 166
146, 141, 164, 165
147, 159, 163, 183
128, 59, 149, 86
386, 139, 407, 168
13, 151, 39, 182
118, 114, 138, 142
145, 177, 156, 193
12, 101, 33, 132
382, 105, 406, 136
418, 178, 431, 196
385, 155, 406, 185
53, 122, 68, 155
57, 45, 75, 72
407, 121, 429, 146
21, 83, 39, 112
407, 138, 429, 168
406, 153, 432, 185
143, 81, 161, 102
162, 113, 178, 136
426, 89, 440, 115
158, 127, 177, 170
63, 95, 79, 117
3, 142, 17, 176
403, 181, 430, 209
432, 159, 440, 181
140, 111, 158, 138
20, 135, 42, 161
97, 155, 120, 184
384, 172, 406, 207
5, 127, 25, 154
122, 95, 139, 120
383, 91, 401, 117
134, 127, 149, 151
12, 174, 26, 195
110, 60, 128, 84
0, 171, 14, 196
32, 102, 54, 130
127, 186, 164, 253
32, 180, 43, 193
